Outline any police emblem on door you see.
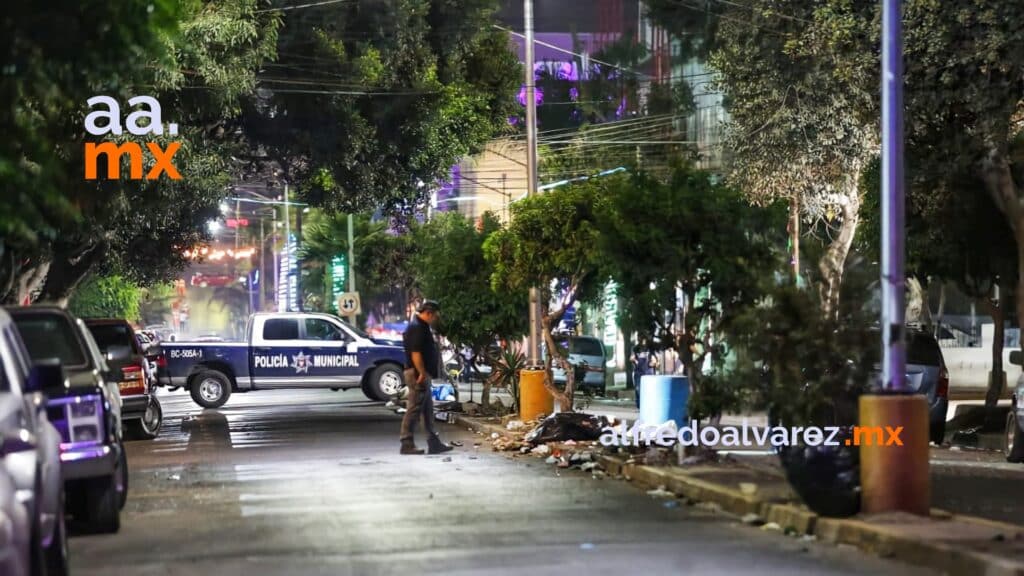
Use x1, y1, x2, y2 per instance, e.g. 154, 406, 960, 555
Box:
292, 352, 310, 374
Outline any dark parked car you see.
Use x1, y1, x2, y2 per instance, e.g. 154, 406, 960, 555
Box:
870, 330, 949, 445
84, 319, 163, 440
7, 306, 128, 534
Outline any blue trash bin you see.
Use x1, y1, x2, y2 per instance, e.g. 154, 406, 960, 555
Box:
638, 375, 689, 429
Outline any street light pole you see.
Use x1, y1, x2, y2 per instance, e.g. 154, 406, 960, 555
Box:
283, 183, 291, 312
524, 0, 542, 367
860, 0, 929, 515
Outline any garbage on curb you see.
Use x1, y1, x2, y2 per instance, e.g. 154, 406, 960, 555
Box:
646, 485, 674, 498
523, 412, 611, 445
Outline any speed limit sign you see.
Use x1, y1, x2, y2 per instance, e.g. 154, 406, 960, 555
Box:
337, 292, 361, 316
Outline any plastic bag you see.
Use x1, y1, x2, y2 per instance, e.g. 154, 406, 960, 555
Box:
432, 382, 456, 402
524, 413, 611, 445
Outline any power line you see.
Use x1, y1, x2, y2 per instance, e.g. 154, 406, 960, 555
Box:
255, 0, 357, 13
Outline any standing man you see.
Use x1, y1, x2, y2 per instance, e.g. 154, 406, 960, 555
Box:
400, 300, 453, 455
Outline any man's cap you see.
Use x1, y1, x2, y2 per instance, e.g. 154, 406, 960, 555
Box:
417, 300, 441, 313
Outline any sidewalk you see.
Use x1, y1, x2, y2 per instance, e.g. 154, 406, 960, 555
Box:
454, 413, 1024, 576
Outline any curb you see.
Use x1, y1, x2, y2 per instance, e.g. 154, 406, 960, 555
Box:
453, 414, 1024, 576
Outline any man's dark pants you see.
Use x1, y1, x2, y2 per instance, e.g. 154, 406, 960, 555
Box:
400, 368, 438, 443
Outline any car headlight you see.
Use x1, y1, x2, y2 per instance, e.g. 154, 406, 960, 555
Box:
71, 424, 99, 442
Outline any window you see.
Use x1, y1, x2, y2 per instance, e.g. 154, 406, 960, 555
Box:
262, 318, 299, 340
304, 318, 346, 341
86, 323, 133, 353
13, 314, 88, 368
907, 334, 942, 366
570, 337, 605, 357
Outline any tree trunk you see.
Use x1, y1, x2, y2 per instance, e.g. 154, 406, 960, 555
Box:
984, 291, 1006, 414
16, 261, 51, 305
979, 149, 1024, 343
540, 308, 573, 411
934, 283, 946, 339
817, 190, 861, 319
37, 241, 104, 305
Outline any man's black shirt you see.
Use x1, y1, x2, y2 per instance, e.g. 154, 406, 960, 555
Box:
403, 314, 438, 378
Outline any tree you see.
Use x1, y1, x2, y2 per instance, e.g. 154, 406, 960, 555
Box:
69, 276, 142, 322
300, 212, 417, 322
242, 0, 521, 214
859, 157, 1018, 414
598, 165, 786, 420
485, 182, 608, 410
705, 1, 878, 317
413, 212, 528, 408
1, 0, 282, 304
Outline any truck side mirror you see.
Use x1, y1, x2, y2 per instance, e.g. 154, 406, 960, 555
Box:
27, 359, 68, 396
1011, 350, 1023, 367
0, 429, 35, 455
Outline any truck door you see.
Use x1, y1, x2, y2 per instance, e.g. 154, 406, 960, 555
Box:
300, 317, 362, 387
250, 317, 306, 389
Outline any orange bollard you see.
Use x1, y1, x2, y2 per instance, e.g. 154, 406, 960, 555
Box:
859, 393, 930, 515
519, 368, 553, 421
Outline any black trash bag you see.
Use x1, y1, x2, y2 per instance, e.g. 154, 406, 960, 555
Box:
778, 426, 860, 518
524, 413, 610, 445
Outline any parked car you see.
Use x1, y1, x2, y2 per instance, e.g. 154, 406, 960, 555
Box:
547, 335, 609, 395
869, 330, 950, 445
84, 319, 163, 440
7, 306, 128, 534
0, 308, 68, 576
1004, 351, 1024, 462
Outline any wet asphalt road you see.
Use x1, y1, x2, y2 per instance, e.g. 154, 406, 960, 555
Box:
68, 389, 939, 576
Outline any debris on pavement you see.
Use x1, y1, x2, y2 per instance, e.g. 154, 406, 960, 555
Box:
545, 456, 558, 465
506, 420, 526, 431
663, 500, 680, 509
531, 444, 551, 455
761, 522, 782, 532
580, 461, 598, 472
442, 456, 452, 462
646, 485, 674, 498
523, 413, 611, 445
741, 513, 764, 526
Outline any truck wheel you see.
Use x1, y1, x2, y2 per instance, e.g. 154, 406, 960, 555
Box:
365, 364, 403, 401
1006, 411, 1024, 463
80, 471, 120, 534
190, 370, 232, 409
126, 396, 163, 440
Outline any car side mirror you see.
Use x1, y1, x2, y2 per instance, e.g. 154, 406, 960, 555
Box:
27, 359, 68, 396
0, 429, 35, 455
105, 344, 132, 363
1011, 350, 1023, 367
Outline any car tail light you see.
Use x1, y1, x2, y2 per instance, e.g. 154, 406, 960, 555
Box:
936, 366, 949, 399
53, 395, 104, 449
120, 364, 146, 396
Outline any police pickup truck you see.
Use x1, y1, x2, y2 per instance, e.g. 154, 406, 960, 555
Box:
159, 312, 406, 408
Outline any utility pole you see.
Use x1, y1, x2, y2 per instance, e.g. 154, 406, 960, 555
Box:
860, 0, 929, 515
295, 206, 303, 311
283, 183, 291, 312
258, 218, 265, 312
524, 0, 542, 367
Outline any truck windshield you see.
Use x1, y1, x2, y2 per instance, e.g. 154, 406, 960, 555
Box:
14, 315, 89, 369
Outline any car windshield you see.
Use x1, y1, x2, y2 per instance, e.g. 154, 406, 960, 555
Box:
86, 323, 132, 352
570, 338, 604, 357
14, 314, 89, 369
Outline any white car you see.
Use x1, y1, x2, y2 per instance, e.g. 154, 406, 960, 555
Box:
0, 308, 68, 575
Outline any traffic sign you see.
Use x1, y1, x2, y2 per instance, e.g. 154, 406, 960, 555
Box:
337, 292, 361, 316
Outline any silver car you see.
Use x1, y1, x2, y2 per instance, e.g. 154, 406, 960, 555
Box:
548, 335, 609, 395
0, 308, 68, 575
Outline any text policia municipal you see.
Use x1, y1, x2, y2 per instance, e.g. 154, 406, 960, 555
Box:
599, 420, 904, 448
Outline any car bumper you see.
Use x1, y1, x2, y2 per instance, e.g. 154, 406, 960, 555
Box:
121, 393, 151, 420
60, 443, 118, 480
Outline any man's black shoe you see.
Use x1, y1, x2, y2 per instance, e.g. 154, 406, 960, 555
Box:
428, 437, 453, 454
